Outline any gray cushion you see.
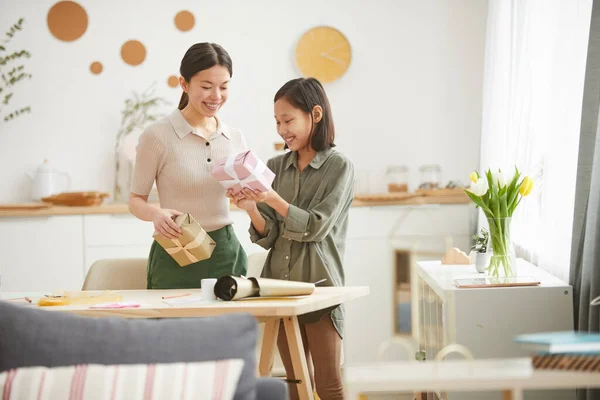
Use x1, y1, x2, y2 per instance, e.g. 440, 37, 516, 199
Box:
256, 378, 289, 400
0, 301, 257, 400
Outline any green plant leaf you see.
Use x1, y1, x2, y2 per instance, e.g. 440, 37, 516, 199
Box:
3, 92, 13, 105
1, 18, 30, 123
465, 189, 494, 217
486, 169, 494, 191
499, 185, 507, 197
500, 192, 508, 218
3, 105, 30, 121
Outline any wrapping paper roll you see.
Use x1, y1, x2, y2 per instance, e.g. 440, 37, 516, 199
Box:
214, 276, 260, 301
214, 276, 315, 301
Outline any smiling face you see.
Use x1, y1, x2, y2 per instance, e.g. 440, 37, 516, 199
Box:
180, 65, 230, 117
274, 97, 322, 152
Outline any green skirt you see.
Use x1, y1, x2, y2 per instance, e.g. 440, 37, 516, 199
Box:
147, 224, 248, 289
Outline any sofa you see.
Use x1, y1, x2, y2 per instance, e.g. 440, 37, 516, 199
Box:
0, 300, 287, 400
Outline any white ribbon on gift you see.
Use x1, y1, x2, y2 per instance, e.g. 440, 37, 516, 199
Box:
165, 233, 206, 263
220, 153, 268, 191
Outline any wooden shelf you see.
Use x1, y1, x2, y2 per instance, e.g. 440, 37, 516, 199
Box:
0, 194, 471, 218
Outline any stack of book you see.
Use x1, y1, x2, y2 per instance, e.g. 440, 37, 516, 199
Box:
514, 331, 600, 372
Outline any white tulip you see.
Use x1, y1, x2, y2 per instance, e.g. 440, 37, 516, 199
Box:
470, 178, 488, 196
491, 169, 507, 188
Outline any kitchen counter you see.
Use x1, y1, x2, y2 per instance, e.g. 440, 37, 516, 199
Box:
0, 195, 470, 218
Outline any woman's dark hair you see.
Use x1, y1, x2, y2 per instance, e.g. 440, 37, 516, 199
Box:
178, 43, 233, 110
274, 77, 335, 151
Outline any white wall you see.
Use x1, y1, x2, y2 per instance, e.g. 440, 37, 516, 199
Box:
0, 0, 488, 202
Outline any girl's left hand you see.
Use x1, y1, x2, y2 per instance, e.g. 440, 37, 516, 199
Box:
241, 188, 275, 203
227, 189, 257, 211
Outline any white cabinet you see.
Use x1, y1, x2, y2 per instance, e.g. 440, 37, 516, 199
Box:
414, 259, 574, 400
83, 214, 154, 274
344, 237, 394, 364
229, 211, 265, 256
0, 216, 84, 292
343, 204, 474, 365
0, 211, 267, 292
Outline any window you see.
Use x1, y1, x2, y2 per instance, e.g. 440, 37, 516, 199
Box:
479, 0, 592, 281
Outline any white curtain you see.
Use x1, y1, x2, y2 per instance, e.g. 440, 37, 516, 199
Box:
480, 0, 592, 281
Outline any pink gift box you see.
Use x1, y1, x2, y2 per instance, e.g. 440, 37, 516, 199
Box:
211, 150, 276, 195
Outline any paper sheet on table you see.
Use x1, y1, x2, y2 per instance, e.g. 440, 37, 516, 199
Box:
237, 296, 310, 301
89, 301, 142, 309
161, 295, 205, 305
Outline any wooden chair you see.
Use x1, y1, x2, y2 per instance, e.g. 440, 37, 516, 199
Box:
82, 258, 147, 290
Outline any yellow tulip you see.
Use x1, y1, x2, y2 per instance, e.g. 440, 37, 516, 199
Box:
469, 172, 478, 183
519, 176, 533, 196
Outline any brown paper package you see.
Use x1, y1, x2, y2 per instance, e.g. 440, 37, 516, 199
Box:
152, 213, 216, 267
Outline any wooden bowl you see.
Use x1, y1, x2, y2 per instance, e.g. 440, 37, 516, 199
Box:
42, 191, 110, 207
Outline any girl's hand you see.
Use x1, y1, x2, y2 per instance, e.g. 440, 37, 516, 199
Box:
227, 189, 257, 212
241, 188, 276, 203
152, 208, 183, 239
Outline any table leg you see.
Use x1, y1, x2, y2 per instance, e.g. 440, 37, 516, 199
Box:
283, 316, 314, 400
502, 389, 523, 400
258, 318, 280, 377
511, 389, 523, 400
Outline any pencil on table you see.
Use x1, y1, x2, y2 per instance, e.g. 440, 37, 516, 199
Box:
161, 293, 191, 300
5, 297, 32, 303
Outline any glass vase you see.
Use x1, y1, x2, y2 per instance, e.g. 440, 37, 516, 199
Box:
485, 217, 517, 278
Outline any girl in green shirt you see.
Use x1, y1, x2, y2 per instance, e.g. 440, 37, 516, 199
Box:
229, 78, 354, 400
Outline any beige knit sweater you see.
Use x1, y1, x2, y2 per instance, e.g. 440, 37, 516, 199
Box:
131, 110, 248, 232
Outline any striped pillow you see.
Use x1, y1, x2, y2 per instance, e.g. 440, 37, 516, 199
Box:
0, 359, 243, 400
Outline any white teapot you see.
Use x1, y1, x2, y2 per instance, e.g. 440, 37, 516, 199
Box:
27, 159, 71, 201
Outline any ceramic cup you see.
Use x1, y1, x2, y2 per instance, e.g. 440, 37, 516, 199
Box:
201, 278, 218, 301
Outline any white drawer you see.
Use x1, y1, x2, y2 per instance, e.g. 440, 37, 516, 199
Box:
0, 216, 85, 291
369, 204, 474, 238
390, 235, 471, 256
348, 205, 474, 240
229, 210, 270, 255
347, 207, 373, 239
84, 214, 154, 246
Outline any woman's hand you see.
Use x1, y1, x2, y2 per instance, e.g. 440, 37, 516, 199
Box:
227, 189, 257, 212
241, 188, 276, 203
242, 188, 289, 219
152, 208, 183, 239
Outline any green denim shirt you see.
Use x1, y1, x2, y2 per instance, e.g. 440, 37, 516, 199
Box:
249, 147, 354, 337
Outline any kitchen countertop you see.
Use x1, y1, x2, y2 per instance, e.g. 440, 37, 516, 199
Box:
0, 195, 470, 218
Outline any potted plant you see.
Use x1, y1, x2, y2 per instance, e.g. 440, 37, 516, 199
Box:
1, 18, 32, 122
114, 83, 169, 201
470, 227, 490, 273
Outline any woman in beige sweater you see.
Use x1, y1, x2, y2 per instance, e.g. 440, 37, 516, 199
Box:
129, 43, 248, 289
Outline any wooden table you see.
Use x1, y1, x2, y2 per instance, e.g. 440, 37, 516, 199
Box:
3, 286, 369, 400
344, 358, 600, 400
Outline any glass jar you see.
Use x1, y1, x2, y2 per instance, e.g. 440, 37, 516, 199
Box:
385, 166, 409, 193
418, 164, 441, 189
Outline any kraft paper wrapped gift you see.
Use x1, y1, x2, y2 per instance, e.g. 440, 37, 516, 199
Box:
152, 213, 216, 267
211, 150, 276, 195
